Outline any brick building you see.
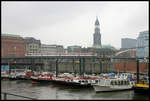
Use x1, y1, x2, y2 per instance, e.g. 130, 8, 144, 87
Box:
1, 34, 26, 57
114, 61, 148, 74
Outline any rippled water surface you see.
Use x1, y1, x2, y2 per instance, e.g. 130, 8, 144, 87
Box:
1, 80, 149, 100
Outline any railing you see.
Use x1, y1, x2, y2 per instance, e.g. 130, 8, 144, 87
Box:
1, 92, 37, 100
25, 52, 95, 56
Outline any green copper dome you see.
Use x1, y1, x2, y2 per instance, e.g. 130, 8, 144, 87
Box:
102, 45, 116, 50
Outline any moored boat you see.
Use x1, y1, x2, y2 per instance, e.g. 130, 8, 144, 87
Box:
1, 71, 9, 80
132, 77, 149, 94
51, 75, 99, 88
92, 73, 136, 92
30, 72, 54, 84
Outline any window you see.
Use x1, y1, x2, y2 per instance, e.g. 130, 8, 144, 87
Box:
100, 79, 105, 85
105, 80, 110, 86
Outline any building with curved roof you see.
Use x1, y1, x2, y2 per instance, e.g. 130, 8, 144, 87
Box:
102, 45, 116, 50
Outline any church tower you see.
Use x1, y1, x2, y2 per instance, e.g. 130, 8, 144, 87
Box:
93, 17, 101, 48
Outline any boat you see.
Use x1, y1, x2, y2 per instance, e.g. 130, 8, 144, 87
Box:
8, 72, 31, 80
1, 71, 9, 80
92, 73, 136, 92
8, 69, 34, 80
51, 74, 99, 88
30, 72, 54, 84
132, 76, 149, 94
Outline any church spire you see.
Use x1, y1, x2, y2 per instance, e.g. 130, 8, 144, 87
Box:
95, 16, 100, 26
93, 16, 101, 48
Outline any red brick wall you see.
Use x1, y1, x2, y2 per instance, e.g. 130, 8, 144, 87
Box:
114, 61, 148, 73
2, 36, 26, 57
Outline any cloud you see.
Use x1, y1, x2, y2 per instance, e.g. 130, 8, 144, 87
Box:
2, 1, 148, 49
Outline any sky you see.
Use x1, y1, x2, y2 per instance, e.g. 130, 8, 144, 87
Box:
2, 1, 149, 49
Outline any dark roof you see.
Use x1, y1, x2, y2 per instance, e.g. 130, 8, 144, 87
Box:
24, 37, 41, 44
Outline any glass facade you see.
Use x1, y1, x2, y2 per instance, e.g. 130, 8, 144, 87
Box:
136, 31, 149, 57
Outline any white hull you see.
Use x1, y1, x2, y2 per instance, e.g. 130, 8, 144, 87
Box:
93, 85, 133, 92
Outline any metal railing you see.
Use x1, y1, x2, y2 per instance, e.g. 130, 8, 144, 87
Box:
1, 92, 37, 100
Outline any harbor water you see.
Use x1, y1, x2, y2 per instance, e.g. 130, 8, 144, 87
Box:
1, 80, 149, 100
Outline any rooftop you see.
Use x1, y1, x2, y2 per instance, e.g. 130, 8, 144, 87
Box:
2, 33, 21, 38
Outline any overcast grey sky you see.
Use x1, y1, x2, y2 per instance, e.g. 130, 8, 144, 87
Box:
2, 1, 149, 49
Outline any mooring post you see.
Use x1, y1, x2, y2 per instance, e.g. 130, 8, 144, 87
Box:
124, 61, 126, 73
136, 58, 139, 83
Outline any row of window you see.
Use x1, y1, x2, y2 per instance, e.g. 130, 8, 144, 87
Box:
2, 48, 25, 51
2, 52, 25, 57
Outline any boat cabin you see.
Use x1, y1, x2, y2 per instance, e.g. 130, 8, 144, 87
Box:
98, 78, 135, 86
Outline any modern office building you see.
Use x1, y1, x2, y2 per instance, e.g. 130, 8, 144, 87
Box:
136, 31, 149, 57
121, 38, 137, 49
93, 17, 101, 48
1, 34, 26, 57
41, 44, 64, 54
24, 37, 41, 55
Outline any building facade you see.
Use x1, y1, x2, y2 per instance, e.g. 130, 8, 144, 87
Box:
121, 38, 137, 49
67, 45, 81, 53
24, 37, 41, 55
87, 45, 116, 57
93, 17, 101, 48
41, 44, 64, 54
1, 34, 26, 57
136, 31, 149, 57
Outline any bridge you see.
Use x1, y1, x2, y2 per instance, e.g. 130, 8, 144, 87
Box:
1, 55, 149, 77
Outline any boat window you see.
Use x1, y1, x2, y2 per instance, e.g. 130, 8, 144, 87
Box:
118, 80, 120, 85
121, 80, 123, 85
111, 81, 114, 85
124, 81, 126, 85
105, 80, 110, 86
100, 79, 105, 85
127, 81, 129, 85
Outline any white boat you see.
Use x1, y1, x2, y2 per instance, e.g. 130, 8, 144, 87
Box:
92, 73, 136, 92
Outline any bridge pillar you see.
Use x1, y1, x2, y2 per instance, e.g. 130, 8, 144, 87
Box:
92, 58, 95, 74
99, 59, 102, 73
72, 59, 75, 76
82, 58, 85, 76
79, 58, 82, 76
79, 58, 85, 76
43, 60, 49, 72
136, 58, 139, 83
124, 61, 126, 73
56, 59, 59, 77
